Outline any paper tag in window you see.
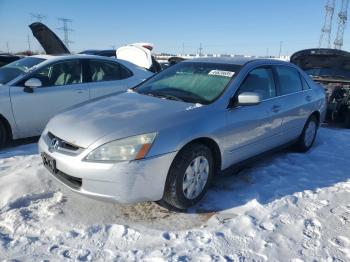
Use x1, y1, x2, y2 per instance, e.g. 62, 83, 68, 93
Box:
208, 70, 235, 77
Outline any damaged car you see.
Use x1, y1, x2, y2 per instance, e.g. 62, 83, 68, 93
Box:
291, 48, 350, 128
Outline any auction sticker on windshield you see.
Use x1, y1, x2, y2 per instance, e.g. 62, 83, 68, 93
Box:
208, 70, 235, 77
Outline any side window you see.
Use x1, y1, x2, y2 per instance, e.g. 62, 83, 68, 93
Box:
239, 67, 276, 100
89, 60, 132, 82
275, 66, 303, 95
30, 60, 82, 87
300, 74, 311, 90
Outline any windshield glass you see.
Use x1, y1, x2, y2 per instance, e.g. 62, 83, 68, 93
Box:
134, 62, 241, 104
305, 68, 350, 79
0, 57, 45, 84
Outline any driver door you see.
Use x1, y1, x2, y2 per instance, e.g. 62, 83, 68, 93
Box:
10, 60, 90, 137
223, 66, 284, 166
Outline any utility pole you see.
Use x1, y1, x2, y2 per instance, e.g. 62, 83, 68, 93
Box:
199, 43, 203, 57
334, 0, 349, 49
319, 0, 336, 48
27, 34, 31, 52
278, 41, 283, 57
57, 18, 74, 48
6, 42, 10, 53
30, 13, 46, 22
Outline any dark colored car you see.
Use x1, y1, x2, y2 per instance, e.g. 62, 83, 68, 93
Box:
79, 49, 116, 58
291, 48, 350, 128
0, 54, 23, 67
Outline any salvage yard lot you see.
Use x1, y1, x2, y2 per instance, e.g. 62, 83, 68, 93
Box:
0, 126, 349, 261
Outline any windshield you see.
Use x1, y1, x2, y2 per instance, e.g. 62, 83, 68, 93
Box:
305, 68, 350, 79
134, 62, 240, 104
0, 57, 45, 84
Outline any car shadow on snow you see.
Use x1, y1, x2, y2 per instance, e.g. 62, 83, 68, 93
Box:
193, 127, 350, 213
0, 137, 38, 159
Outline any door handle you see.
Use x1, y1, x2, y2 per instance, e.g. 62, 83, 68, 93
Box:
306, 95, 312, 102
272, 105, 281, 113
74, 88, 85, 94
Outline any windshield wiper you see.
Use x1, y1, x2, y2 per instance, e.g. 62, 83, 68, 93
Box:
145, 92, 185, 102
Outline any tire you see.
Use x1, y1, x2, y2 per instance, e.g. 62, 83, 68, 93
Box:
0, 121, 8, 148
162, 143, 214, 210
345, 110, 350, 129
295, 115, 318, 152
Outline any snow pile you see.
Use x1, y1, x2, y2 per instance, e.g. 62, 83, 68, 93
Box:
0, 127, 349, 261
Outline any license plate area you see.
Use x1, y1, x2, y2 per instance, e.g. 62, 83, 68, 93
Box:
41, 152, 57, 174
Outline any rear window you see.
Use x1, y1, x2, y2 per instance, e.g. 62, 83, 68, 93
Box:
275, 66, 303, 95
135, 62, 241, 104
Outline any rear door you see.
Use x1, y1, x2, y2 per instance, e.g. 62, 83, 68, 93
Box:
87, 59, 134, 98
224, 66, 284, 165
273, 65, 314, 142
10, 59, 89, 137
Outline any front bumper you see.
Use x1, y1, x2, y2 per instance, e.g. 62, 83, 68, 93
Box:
38, 135, 177, 204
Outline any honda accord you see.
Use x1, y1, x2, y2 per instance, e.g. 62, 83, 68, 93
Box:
39, 58, 326, 209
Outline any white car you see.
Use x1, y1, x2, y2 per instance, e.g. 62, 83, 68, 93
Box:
0, 55, 152, 145
0, 22, 152, 146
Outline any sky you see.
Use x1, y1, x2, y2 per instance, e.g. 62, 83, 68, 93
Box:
0, 0, 349, 56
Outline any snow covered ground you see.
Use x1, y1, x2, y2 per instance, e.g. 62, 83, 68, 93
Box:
0, 126, 349, 261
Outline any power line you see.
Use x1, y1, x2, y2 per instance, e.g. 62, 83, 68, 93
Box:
57, 17, 74, 48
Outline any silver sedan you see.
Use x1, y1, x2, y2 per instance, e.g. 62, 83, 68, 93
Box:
0, 55, 152, 145
39, 58, 327, 210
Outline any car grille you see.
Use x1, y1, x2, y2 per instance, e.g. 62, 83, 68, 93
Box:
53, 170, 82, 190
47, 132, 80, 152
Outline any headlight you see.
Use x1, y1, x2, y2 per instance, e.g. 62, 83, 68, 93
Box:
84, 133, 157, 162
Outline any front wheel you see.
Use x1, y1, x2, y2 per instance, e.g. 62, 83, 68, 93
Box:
295, 115, 318, 152
162, 143, 214, 210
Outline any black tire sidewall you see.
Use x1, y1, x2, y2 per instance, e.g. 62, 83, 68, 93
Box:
164, 144, 214, 209
0, 121, 7, 147
345, 109, 350, 128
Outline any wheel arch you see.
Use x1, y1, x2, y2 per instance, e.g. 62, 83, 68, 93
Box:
178, 137, 222, 175
310, 110, 321, 127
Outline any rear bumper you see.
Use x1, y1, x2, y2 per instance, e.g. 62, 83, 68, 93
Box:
38, 135, 177, 204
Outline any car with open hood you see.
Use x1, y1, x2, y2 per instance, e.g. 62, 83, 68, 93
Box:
291, 48, 350, 127
39, 57, 326, 210
0, 23, 152, 146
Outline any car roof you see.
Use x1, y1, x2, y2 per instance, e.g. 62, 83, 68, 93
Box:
31, 54, 120, 62
185, 57, 291, 66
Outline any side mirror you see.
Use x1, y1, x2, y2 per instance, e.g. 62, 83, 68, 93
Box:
237, 92, 262, 106
24, 78, 42, 93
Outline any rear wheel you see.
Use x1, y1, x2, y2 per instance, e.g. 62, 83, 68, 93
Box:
295, 115, 318, 152
162, 143, 214, 210
0, 121, 8, 148
345, 109, 350, 129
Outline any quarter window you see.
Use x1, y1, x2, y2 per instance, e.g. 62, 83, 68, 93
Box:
239, 67, 276, 100
300, 75, 311, 90
89, 60, 132, 82
275, 66, 303, 95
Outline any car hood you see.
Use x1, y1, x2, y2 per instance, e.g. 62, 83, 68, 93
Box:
29, 22, 70, 55
46, 91, 196, 148
290, 48, 350, 71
